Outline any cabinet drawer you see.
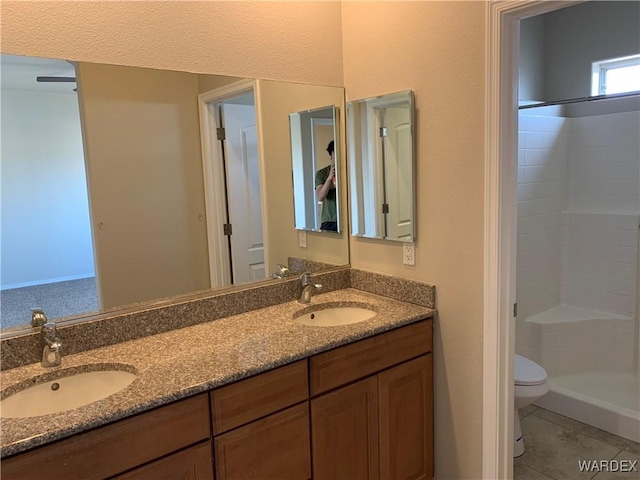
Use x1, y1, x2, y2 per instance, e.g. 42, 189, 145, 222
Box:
210, 359, 308, 434
1, 393, 211, 480
115, 441, 214, 480
310, 320, 432, 395
214, 402, 311, 480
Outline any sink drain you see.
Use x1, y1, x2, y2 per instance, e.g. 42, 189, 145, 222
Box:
51, 382, 60, 391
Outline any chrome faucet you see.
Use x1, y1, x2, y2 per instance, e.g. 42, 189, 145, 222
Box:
271, 264, 291, 279
41, 321, 63, 368
298, 272, 322, 304
31, 309, 63, 367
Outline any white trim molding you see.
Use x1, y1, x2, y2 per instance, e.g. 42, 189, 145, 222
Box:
484, 1, 583, 478
484, 3, 519, 477
198, 79, 257, 288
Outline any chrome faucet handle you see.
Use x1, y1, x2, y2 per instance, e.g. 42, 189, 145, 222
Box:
31, 308, 48, 327
300, 272, 322, 289
41, 321, 57, 343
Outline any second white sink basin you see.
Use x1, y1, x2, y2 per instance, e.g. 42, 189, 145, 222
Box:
294, 305, 376, 327
0, 368, 137, 419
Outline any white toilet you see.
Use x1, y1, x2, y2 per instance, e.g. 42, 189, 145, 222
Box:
514, 354, 549, 457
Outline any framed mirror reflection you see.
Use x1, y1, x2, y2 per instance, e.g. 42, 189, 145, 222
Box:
347, 90, 415, 242
0, 54, 349, 334
289, 106, 341, 233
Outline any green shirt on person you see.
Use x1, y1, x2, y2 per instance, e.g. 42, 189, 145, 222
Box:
315, 165, 337, 223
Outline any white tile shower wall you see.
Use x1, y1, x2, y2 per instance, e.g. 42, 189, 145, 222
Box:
565, 212, 638, 317
568, 111, 640, 214
517, 109, 640, 375
516, 113, 570, 325
538, 318, 636, 376
564, 111, 640, 317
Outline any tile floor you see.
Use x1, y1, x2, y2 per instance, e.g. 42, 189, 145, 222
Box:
515, 406, 640, 480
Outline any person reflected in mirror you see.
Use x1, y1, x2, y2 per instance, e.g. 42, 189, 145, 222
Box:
315, 140, 338, 232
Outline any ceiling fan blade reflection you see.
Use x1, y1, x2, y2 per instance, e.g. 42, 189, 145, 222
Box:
36, 76, 77, 83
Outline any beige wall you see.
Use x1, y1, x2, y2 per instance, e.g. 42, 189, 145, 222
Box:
0, 1, 344, 86
256, 80, 348, 271
77, 63, 210, 308
342, 2, 486, 478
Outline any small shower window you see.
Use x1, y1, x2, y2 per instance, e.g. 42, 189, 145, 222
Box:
591, 54, 640, 96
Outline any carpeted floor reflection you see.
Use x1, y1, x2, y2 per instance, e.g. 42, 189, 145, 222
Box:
1, 277, 99, 329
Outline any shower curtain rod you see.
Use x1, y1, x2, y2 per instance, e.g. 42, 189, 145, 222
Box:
518, 91, 640, 110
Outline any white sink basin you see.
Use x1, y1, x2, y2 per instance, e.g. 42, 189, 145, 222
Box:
0, 369, 137, 418
294, 305, 376, 327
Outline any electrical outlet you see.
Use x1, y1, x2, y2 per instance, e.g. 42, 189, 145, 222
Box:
403, 243, 415, 266
298, 231, 307, 248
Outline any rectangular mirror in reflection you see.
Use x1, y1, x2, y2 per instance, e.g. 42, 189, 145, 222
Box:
347, 90, 415, 242
0, 54, 348, 334
290, 106, 340, 233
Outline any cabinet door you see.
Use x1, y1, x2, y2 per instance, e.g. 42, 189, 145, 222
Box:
214, 403, 311, 480
311, 376, 379, 480
115, 441, 213, 480
378, 355, 433, 480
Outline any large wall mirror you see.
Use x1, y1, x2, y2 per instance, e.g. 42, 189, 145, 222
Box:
347, 90, 415, 242
290, 106, 341, 233
0, 54, 349, 334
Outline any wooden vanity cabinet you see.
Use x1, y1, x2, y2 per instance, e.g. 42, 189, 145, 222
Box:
309, 320, 431, 396
114, 441, 214, 480
2, 319, 433, 480
210, 360, 311, 480
311, 376, 380, 479
210, 360, 308, 435
214, 403, 311, 480
378, 355, 433, 480
1, 393, 211, 480
310, 320, 433, 480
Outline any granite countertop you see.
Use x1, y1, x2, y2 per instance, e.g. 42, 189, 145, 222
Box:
0, 287, 434, 458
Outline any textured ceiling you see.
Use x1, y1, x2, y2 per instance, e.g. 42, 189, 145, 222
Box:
0, 1, 345, 87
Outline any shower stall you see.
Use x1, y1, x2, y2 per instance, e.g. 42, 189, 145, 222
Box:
515, 97, 640, 442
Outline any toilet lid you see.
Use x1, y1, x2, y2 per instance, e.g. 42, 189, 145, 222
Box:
515, 354, 547, 386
